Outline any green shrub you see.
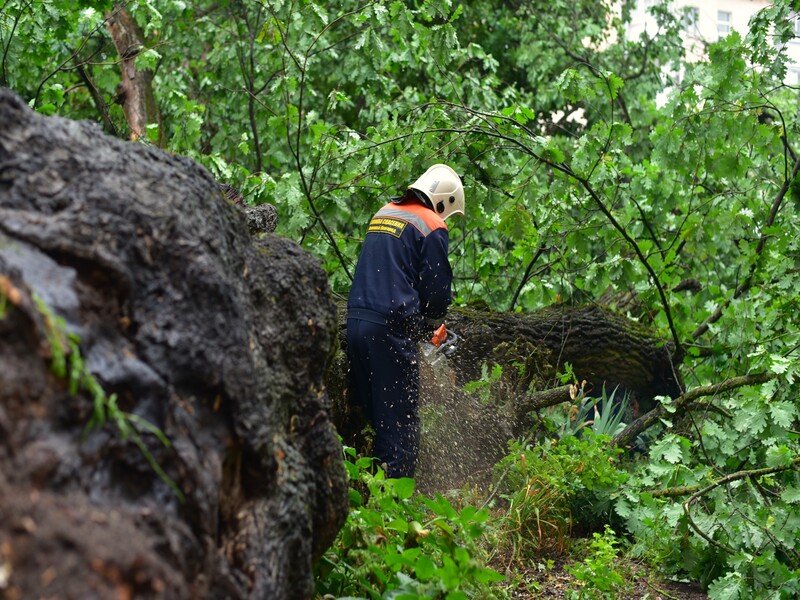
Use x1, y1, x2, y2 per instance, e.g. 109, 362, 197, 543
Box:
491, 440, 572, 559
315, 445, 506, 599
492, 432, 628, 560
566, 526, 628, 599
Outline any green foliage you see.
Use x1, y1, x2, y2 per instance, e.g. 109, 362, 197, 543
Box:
617, 391, 800, 597
566, 526, 628, 600
7, 0, 800, 595
462, 362, 503, 405
549, 385, 631, 439
493, 432, 628, 555
315, 445, 505, 599
492, 439, 573, 560
585, 387, 628, 437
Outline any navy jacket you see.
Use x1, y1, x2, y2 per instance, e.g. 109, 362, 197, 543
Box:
347, 199, 452, 339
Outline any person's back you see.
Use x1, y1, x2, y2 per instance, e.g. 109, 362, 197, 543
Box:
347, 196, 452, 338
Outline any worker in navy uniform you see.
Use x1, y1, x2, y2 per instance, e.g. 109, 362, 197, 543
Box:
346, 164, 465, 478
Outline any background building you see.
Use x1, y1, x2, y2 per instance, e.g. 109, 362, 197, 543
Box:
626, 0, 800, 84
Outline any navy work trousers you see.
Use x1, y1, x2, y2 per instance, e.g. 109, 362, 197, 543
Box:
346, 318, 420, 478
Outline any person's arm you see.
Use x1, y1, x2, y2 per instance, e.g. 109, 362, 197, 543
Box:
418, 228, 452, 320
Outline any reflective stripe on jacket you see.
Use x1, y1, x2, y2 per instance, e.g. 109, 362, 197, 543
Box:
347, 199, 452, 336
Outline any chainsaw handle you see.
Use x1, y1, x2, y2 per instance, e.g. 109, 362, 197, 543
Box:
430, 324, 447, 348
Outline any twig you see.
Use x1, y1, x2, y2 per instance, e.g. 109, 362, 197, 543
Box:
263, 1, 371, 282
643, 578, 681, 600
683, 497, 736, 555
679, 458, 800, 559
508, 243, 547, 311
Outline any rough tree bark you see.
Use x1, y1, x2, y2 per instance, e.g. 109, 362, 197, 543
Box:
444, 305, 683, 401
106, 5, 163, 145
0, 88, 346, 599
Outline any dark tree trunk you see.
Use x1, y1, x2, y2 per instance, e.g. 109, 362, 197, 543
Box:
445, 304, 683, 405
0, 88, 346, 600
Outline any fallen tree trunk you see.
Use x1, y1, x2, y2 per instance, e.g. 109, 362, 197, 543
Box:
327, 303, 683, 491
444, 304, 683, 403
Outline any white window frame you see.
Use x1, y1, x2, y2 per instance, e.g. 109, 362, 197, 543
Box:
785, 12, 800, 45
718, 11, 731, 39
683, 7, 699, 35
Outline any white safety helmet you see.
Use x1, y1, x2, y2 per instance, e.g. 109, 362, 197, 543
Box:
409, 164, 465, 220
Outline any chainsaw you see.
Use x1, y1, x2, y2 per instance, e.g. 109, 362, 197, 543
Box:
421, 324, 460, 364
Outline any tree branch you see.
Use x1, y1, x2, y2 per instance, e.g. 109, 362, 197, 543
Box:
651, 457, 799, 499
425, 99, 683, 359
73, 60, 119, 137
677, 456, 800, 556
612, 371, 776, 447
508, 243, 547, 311
691, 150, 800, 342
263, 2, 370, 282
518, 384, 574, 414
1, 0, 33, 87
570, 166, 683, 360
34, 3, 125, 109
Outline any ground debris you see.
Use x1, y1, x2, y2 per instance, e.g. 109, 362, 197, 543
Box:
495, 553, 708, 599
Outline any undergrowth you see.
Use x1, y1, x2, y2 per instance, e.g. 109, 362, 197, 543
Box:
315, 445, 505, 599
315, 419, 635, 599
318, 366, 800, 600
